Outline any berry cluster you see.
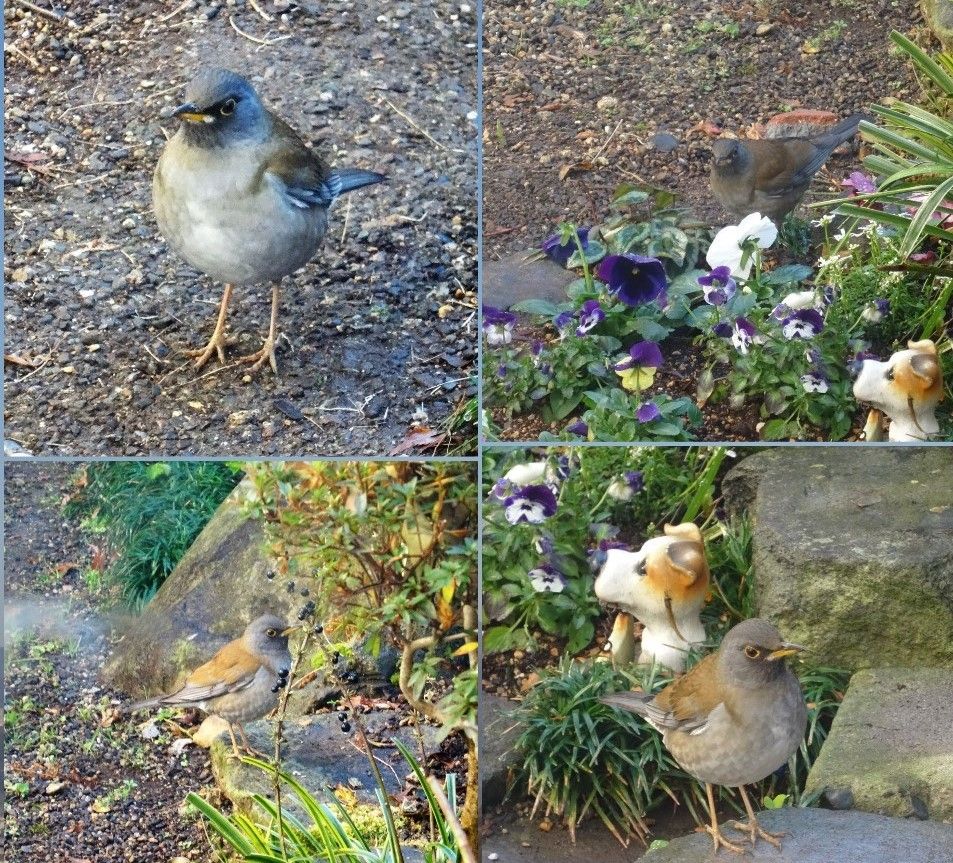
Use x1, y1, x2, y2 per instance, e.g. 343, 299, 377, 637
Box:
271, 666, 290, 694
337, 709, 351, 734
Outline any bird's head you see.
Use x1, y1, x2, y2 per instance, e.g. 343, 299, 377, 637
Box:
718, 618, 805, 688
711, 138, 749, 174
243, 614, 298, 664
171, 68, 267, 147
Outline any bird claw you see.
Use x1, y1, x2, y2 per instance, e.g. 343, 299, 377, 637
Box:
727, 819, 786, 850
238, 337, 279, 374
185, 331, 229, 369
703, 824, 749, 855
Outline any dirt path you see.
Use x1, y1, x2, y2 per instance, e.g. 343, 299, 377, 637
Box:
3, 462, 213, 862
483, 0, 922, 259
4, 0, 477, 456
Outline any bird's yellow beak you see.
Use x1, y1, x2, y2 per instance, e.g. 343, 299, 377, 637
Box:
172, 102, 214, 124
766, 642, 806, 661
280, 625, 301, 637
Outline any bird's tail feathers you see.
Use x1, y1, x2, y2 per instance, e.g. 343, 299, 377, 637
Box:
600, 691, 654, 716
331, 167, 387, 196
125, 695, 163, 714
818, 112, 871, 148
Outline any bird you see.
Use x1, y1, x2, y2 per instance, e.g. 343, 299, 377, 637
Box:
153, 67, 386, 373
710, 114, 865, 222
128, 614, 298, 757
601, 618, 807, 854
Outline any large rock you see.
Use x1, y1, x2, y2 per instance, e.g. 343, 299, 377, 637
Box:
806, 667, 953, 821
483, 252, 576, 310
102, 478, 294, 696
212, 709, 443, 817
922, 0, 953, 51
480, 693, 522, 806
722, 448, 953, 670
641, 808, 953, 863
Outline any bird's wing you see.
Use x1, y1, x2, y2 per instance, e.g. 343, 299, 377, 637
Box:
749, 139, 823, 198
646, 653, 726, 732
260, 114, 339, 210
158, 641, 262, 705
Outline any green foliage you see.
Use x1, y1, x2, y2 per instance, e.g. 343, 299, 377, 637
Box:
64, 461, 243, 604
188, 743, 464, 863
513, 659, 680, 843
242, 462, 477, 741
827, 31, 953, 256
482, 447, 730, 655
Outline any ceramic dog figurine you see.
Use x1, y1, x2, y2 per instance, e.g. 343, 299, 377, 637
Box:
853, 340, 944, 441
594, 522, 709, 672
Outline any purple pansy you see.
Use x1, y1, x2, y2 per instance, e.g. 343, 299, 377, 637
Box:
576, 299, 606, 336
698, 266, 737, 306
731, 318, 757, 354
849, 348, 879, 376
502, 484, 558, 525
541, 227, 590, 267
821, 285, 837, 306
862, 299, 890, 323
566, 419, 589, 438
489, 477, 514, 500
636, 402, 661, 423
588, 538, 629, 572
483, 306, 517, 346
607, 470, 645, 501
614, 340, 664, 371
771, 303, 790, 320
597, 253, 668, 307
527, 563, 567, 593
781, 309, 824, 340
713, 321, 734, 338
553, 310, 574, 331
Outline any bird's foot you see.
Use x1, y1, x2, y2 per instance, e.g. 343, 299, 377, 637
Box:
703, 823, 748, 855
185, 329, 229, 369
238, 336, 278, 374
728, 818, 786, 850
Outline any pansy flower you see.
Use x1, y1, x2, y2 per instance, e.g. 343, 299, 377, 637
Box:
800, 371, 829, 394
697, 266, 737, 306
706, 212, 778, 278
483, 306, 516, 346
849, 348, 879, 376
781, 309, 824, 340
615, 340, 663, 392
713, 321, 734, 338
861, 299, 889, 323
541, 226, 590, 267
587, 538, 629, 572
781, 289, 819, 311
566, 419, 589, 438
553, 310, 574, 331
576, 299, 605, 336
503, 461, 552, 486
607, 470, 645, 501
502, 484, 558, 525
597, 253, 668, 307
842, 171, 876, 195
636, 402, 661, 423
528, 563, 567, 593
731, 318, 757, 354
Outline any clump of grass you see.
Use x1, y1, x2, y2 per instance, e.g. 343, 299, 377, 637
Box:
65, 461, 243, 605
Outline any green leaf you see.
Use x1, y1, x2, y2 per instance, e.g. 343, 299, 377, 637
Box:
510, 298, 562, 316
632, 318, 672, 342
762, 264, 814, 286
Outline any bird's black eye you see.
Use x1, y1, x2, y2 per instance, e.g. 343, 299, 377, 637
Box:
266, 628, 277, 637
221, 98, 236, 116
885, 367, 895, 381
744, 645, 761, 659
634, 558, 647, 577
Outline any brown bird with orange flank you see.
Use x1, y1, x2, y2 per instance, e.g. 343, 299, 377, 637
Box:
602, 618, 807, 854
129, 614, 298, 757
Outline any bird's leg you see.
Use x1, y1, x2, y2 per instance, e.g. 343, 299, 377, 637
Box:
728, 784, 787, 849
234, 722, 268, 759
238, 282, 280, 373
186, 283, 234, 368
226, 723, 242, 759
702, 782, 747, 855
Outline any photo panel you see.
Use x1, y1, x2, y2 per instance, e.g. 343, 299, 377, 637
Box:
4, 0, 477, 457
481, 1, 950, 444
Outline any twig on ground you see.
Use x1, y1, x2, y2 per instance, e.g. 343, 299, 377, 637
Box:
13, 0, 66, 24
378, 96, 464, 154
249, 0, 273, 21
228, 14, 292, 47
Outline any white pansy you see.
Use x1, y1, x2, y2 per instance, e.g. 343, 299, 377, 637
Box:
706, 212, 778, 278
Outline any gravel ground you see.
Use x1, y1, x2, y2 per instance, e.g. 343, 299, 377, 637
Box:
3, 462, 214, 862
483, 0, 923, 259
4, 0, 477, 456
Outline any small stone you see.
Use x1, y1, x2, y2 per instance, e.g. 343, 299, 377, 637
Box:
596, 95, 618, 112
45, 781, 66, 795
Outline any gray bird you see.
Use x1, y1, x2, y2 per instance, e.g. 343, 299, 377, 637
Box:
129, 614, 297, 757
602, 618, 807, 854
710, 114, 865, 222
153, 68, 385, 372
